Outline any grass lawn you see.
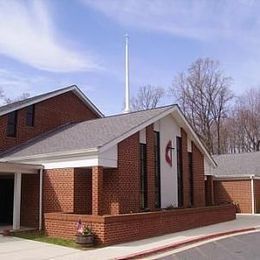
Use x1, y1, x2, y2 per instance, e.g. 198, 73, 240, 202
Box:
13, 231, 86, 250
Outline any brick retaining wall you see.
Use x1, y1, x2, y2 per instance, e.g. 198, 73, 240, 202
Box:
44, 204, 236, 245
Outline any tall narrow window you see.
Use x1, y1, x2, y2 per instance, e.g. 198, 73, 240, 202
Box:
154, 131, 161, 208
7, 111, 17, 137
176, 136, 183, 207
140, 143, 148, 209
188, 152, 194, 206
26, 105, 35, 127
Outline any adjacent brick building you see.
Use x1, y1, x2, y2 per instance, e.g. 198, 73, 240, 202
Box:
0, 86, 236, 244
205, 152, 260, 214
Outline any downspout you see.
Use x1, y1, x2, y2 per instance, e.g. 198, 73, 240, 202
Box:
251, 175, 255, 214
39, 168, 43, 230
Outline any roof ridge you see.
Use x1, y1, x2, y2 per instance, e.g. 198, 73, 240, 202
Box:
77, 104, 177, 124
0, 85, 76, 109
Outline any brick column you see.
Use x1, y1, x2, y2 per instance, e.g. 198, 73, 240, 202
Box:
181, 128, 190, 208
205, 175, 214, 206
192, 142, 206, 207
92, 166, 103, 215
146, 125, 156, 211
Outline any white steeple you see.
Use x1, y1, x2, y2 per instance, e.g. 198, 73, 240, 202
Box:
124, 33, 130, 113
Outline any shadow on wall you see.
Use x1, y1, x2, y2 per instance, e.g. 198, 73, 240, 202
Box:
43, 169, 93, 215
213, 180, 251, 213
21, 174, 40, 228
43, 171, 62, 214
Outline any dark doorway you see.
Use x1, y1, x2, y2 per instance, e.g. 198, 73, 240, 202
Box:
0, 176, 14, 225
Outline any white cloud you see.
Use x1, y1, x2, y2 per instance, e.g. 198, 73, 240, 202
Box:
81, 0, 260, 41
0, 68, 54, 96
0, 0, 100, 72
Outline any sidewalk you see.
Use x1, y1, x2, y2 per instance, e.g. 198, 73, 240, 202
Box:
1, 215, 260, 260
63, 214, 260, 260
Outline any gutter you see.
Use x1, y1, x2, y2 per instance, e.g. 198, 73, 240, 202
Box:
213, 174, 255, 181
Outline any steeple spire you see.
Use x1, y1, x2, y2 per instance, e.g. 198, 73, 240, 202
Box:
124, 33, 130, 113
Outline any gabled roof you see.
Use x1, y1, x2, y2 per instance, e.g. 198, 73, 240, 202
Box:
212, 152, 260, 177
0, 85, 103, 117
0, 105, 216, 167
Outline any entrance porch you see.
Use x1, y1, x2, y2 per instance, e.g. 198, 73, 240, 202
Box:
0, 162, 43, 231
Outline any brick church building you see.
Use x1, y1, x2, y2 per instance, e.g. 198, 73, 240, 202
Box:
0, 85, 235, 245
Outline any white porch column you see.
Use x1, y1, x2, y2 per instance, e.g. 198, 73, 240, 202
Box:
13, 172, 22, 230
251, 176, 255, 214
39, 169, 43, 230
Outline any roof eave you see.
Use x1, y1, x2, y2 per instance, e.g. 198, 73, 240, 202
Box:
0, 147, 99, 163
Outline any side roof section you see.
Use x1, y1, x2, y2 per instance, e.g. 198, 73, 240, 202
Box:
0, 85, 103, 118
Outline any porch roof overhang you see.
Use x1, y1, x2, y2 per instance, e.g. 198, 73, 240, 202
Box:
0, 161, 43, 174
0, 147, 117, 169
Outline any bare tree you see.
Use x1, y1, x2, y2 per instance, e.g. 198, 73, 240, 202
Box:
171, 58, 233, 154
0, 87, 30, 105
4, 92, 30, 104
131, 85, 165, 111
230, 88, 260, 152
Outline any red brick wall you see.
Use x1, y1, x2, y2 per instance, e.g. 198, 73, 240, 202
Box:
102, 132, 140, 215
254, 180, 260, 213
146, 125, 156, 211
117, 132, 140, 214
74, 168, 92, 214
44, 169, 75, 213
214, 179, 252, 213
92, 166, 104, 215
44, 204, 235, 245
192, 142, 205, 207
44, 168, 92, 215
102, 125, 159, 215
102, 168, 120, 215
205, 175, 214, 206
21, 174, 39, 228
44, 213, 105, 244
0, 91, 99, 152
181, 128, 190, 207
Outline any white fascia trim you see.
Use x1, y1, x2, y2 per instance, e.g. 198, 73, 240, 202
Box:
2, 149, 118, 169
43, 158, 99, 169
42, 156, 117, 170
172, 107, 216, 168
0, 148, 99, 162
72, 87, 104, 117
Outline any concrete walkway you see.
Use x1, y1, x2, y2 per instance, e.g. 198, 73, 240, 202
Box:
1, 215, 260, 260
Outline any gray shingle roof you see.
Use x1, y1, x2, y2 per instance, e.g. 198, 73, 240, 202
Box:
0, 105, 175, 160
212, 152, 260, 177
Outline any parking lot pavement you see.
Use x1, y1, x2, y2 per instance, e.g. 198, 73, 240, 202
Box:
156, 230, 260, 260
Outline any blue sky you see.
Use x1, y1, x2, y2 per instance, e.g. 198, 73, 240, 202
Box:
0, 0, 260, 115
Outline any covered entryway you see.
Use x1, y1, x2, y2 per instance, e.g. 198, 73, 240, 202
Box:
0, 175, 14, 225
0, 162, 43, 231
